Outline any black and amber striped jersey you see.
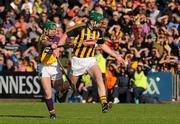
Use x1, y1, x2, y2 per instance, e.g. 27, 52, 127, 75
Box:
66, 23, 104, 58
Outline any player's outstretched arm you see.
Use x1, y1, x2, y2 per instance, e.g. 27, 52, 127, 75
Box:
99, 43, 125, 64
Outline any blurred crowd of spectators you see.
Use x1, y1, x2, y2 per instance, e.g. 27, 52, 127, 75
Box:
0, 0, 179, 73
0, 0, 179, 102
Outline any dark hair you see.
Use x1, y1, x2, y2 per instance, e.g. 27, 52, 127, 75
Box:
147, 35, 152, 39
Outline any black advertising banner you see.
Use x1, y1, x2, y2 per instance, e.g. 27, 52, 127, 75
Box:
0, 72, 43, 98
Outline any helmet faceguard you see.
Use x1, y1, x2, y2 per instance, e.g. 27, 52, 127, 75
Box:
88, 12, 103, 29
43, 20, 57, 36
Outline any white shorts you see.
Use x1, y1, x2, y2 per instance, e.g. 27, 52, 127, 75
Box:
38, 62, 62, 80
71, 56, 96, 76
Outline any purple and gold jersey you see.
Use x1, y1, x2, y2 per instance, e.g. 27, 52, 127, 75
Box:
38, 35, 60, 65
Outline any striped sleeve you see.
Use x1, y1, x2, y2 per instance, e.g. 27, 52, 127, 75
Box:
66, 23, 86, 37
96, 30, 104, 44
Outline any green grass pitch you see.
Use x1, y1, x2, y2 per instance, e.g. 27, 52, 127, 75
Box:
0, 101, 180, 124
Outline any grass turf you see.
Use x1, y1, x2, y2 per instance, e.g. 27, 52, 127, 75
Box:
0, 101, 180, 124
